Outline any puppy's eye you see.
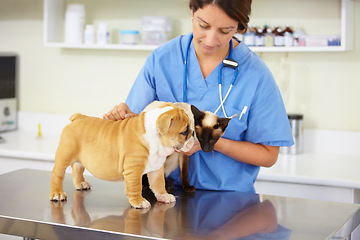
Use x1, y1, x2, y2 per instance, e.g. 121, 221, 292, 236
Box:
180, 126, 189, 136
214, 124, 219, 129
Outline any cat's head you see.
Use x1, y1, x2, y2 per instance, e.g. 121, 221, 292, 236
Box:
191, 105, 231, 152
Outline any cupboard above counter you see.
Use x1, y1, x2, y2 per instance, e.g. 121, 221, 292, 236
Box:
43, 0, 354, 52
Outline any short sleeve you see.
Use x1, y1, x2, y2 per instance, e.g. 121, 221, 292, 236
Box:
125, 53, 158, 114
245, 70, 294, 147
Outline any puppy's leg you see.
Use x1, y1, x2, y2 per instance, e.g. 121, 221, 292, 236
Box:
50, 141, 75, 201
148, 166, 176, 204
71, 162, 91, 190
179, 154, 195, 193
123, 162, 150, 209
50, 163, 68, 201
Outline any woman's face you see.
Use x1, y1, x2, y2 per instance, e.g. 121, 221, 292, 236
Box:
192, 4, 238, 56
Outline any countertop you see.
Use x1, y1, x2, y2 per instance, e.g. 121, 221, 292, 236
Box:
0, 169, 360, 240
1, 128, 360, 190
1, 111, 360, 191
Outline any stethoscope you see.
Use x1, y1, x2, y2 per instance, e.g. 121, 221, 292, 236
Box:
183, 34, 247, 120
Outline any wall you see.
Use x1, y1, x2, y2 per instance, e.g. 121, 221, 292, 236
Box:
0, 0, 359, 131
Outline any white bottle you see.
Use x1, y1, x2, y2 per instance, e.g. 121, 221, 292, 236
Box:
97, 23, 110, 45
64, 4, 85, 44
84, 25, 95, 44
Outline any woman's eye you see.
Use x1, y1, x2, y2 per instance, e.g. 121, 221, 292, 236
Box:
200, 23, 208, 29
220, 30, 232, 35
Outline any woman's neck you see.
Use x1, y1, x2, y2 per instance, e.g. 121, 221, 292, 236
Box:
194, 39, 236, 79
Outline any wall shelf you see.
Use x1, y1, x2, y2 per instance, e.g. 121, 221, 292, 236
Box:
43, 0, 354, 53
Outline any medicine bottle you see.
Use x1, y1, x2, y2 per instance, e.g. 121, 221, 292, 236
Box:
97, 23, 110, 45
255, 28, 265, 47
64, 4, 85, 44
284, 25, 294, 47
264, 25, 274, 47
244, 25, 256, 46
84, 25, 95, 44
273, 26, 285, 47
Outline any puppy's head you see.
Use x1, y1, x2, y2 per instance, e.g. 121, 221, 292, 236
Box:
191, 105, 231, 152
156, 106, 192, 150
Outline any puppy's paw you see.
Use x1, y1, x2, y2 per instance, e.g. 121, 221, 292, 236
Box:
75, 181, 91, 191
130, 198, 151, 209
50, 191, 67, 202
155, 193, 176, 204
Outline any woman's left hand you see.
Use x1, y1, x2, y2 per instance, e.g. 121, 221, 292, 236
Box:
176, 141, 201, 156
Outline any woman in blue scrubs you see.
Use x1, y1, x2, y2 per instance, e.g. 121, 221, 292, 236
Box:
104, 0, 294, 193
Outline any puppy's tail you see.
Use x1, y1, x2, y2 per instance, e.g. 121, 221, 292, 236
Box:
70, 113, 83, 122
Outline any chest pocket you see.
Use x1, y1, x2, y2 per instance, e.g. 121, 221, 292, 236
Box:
221, 105, 249, 141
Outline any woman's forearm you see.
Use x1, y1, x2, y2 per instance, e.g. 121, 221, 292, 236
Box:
214, 138, 279, 167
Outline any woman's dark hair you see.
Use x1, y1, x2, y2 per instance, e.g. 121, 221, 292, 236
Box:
189, 0, 252, 33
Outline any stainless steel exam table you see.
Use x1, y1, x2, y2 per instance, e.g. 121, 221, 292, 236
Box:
0, 169, 359, 240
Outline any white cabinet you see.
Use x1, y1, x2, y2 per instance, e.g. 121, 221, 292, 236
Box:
43, 0, 354, 52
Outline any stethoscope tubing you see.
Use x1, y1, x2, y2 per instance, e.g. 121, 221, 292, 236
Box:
183, 33, 239, 118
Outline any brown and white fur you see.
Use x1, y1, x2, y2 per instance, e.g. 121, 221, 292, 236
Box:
50, 102, 194, 208
144, 101, 231, 193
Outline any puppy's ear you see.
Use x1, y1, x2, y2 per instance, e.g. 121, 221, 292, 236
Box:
157, 113, 176, 136
217, 118, 231, 131
191, 105, 205, 126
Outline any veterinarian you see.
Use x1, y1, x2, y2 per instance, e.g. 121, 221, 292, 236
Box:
104, 0, 294, 193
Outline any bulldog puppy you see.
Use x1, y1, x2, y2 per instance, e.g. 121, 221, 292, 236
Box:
144, 101, 231, 193
50, 103, 194, 208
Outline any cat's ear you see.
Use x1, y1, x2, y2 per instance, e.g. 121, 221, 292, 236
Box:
217, 118, 231, 131
191, 105, 205, 125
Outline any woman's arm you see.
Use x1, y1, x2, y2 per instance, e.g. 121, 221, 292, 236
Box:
214, 138, 279, 167
178, 138, 278, 168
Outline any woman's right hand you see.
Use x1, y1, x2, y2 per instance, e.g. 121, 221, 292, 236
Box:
103, 102, 138, 120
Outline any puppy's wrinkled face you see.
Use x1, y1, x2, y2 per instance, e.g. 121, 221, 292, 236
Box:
156, 107, 192, 150
191, 105, 231, 152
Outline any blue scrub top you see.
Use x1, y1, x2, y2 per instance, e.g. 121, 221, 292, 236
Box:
126, 33, 294, 193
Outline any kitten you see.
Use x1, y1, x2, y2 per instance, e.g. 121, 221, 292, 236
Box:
164, 104, 231, 193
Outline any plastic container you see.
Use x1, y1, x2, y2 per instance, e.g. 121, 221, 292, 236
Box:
84, 25, 95, 44
64, 4, 85, 44
119, 30, 139, 45
97, 22, 110, 45
280, 114, 304, 155
142, 16, 172, 45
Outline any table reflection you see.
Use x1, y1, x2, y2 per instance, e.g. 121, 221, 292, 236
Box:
50, 188, 291, 239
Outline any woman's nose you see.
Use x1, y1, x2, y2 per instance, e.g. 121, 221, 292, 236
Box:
203, 31, 218, 46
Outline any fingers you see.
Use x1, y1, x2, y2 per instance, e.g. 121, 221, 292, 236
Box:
103, 102, 138, 121
176, 141, 201, 156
